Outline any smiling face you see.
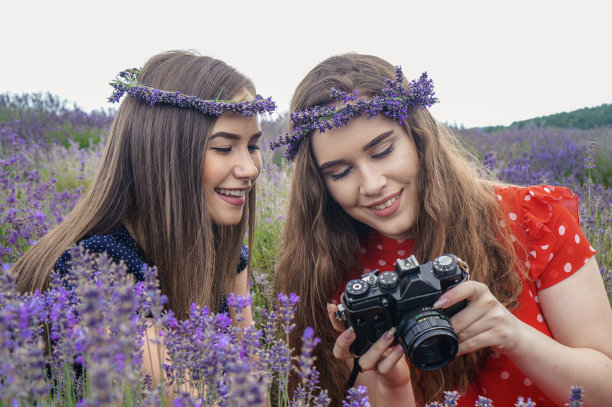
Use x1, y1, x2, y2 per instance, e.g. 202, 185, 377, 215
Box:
203, 92, 262, 225
311, 114, 420, 240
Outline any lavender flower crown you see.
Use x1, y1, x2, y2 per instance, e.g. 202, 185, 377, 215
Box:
108, 68, 277, 117
270, 67, 438, 161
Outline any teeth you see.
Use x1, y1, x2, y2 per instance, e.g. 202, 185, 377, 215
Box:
217, 189, 245, 197
371, 194, 399, 210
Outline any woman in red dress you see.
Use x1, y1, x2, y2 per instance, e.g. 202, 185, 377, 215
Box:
272, 54, 612, 406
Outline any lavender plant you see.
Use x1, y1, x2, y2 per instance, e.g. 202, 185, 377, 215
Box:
0, 134, 101, 266
0, 92, 113, 148
0, 248, 371, 406
0, 97, 605, 406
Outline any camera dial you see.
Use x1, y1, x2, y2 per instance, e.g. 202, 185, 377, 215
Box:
432, 255, 457, 277
378, 271, 398, 289
345, 279, 369, 298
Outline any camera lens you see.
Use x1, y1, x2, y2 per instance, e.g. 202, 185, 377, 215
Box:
397, 307, 459, 370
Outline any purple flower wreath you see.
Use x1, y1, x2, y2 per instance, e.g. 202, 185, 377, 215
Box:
270, 67, 438, 161
108, 68, 276, 117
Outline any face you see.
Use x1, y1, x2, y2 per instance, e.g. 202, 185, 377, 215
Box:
203, 90, 262, 225
311, 115, 420, 240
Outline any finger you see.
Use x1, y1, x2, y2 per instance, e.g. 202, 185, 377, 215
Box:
333, 327, 357, 359
376, 344, 405, 375
434, 280, 487, 310
456, 330, 497, 356
327, 303, 346, 332
456, 306, 519, 353
450, 286, 507, 334
357, 327, 397, 370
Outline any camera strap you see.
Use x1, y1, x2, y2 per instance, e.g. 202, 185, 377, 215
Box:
346, 358, 361, 390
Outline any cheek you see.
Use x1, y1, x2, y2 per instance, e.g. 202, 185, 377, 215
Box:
324, 179, 356, 209
253, 152, 263, 174
202, 154, 219, 189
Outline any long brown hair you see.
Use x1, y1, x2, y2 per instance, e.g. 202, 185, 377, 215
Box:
11, 50, 258, 319
274, 54, 524, 405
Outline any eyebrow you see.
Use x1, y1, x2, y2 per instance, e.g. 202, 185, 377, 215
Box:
318, 129, 395, 171
362, 130, 394, 151
210, 131, 263, 141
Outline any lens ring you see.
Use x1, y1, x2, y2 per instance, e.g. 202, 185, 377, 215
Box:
397, 307, 459, 370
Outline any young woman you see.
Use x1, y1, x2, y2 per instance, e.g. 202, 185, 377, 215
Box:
10, 50, 275, 382
273, 54, 612, 406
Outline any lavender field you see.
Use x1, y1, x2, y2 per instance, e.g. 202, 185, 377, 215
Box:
0, 93, 609, 406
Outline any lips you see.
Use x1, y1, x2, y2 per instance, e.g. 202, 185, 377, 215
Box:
367, 190, 403, 217
370, 193, 400, 210
216, 188, 245, 197
215, 188, 247, 206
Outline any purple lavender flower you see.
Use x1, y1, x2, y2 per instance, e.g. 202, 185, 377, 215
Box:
475, 395, 493, 406
227, 292, 253, 324
342, 385, 369, 407
271, 67, 438, 161
295, 326, 321, 382
567, 386, 584, 407
515, 396, 535, 406
442, 390, 460, 407
108, 68, 276, 118
277, 292, 300, 334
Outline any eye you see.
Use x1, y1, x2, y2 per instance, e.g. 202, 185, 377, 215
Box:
248, 144, 260, 152
331, 167, 352, 181
372, 143, 395, 159
211, 147, 232, 154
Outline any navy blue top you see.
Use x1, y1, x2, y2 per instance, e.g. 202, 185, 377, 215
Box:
55, 224, 249, 313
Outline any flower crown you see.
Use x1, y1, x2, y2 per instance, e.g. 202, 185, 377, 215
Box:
108, 68, 277, 117
269, 67, 438, 161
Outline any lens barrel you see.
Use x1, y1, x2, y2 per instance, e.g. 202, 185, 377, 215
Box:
397, 307, 459, 370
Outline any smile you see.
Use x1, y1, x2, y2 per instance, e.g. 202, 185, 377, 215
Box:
370, 192, 400, 210
216, 188, 246, 197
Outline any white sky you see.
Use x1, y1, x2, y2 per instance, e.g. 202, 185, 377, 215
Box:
1, 0, 611, 128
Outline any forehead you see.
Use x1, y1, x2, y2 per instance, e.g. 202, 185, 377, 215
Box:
310, 115, 398, 162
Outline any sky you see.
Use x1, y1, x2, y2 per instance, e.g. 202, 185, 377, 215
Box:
2, 0, 611, 128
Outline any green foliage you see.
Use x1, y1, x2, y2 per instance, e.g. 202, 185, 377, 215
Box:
483, 103, 612, 132
49, 123, 105, 149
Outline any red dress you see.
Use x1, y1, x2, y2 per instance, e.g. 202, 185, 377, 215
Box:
340, 185, 596, 406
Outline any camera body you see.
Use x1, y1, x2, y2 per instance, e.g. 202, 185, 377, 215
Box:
335, 254, 469, 370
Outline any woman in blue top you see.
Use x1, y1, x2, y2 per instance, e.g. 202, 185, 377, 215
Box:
10, 50, 275, 379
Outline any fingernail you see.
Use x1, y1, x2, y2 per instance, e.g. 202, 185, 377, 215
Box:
326, 303, 332, 313
344, 326, 355, 340
433, 297, 447, 309
385, 327, 396, 340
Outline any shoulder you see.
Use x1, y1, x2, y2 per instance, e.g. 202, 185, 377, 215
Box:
495, 185, 596, 288
494, 185, 584, 233
55, 224, 149, 281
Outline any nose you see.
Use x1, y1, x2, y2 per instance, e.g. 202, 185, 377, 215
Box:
359, 166, 386, 196
233, 150, 260, 183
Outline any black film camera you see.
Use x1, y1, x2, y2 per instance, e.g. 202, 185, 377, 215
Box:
335, 254, 469, 370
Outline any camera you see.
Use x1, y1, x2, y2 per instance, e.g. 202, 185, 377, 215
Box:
335, 254, 469, 370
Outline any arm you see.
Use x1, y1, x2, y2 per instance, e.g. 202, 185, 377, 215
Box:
440, 256, 612, 406
228, 267, 254, 328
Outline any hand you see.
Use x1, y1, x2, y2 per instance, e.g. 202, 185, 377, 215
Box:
435, 280, 523, 356
327, 303, 411, 389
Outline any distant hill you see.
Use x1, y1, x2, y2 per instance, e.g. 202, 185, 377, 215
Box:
483, 103, 612, 132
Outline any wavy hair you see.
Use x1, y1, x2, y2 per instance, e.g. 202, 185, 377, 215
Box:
12, 50, 257, 319
274, 53, 524, 405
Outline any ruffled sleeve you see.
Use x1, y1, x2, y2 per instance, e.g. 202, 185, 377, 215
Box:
497, 185, 596, 290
